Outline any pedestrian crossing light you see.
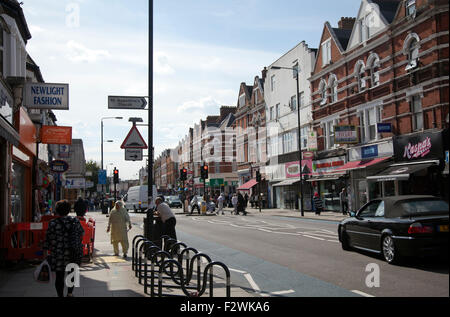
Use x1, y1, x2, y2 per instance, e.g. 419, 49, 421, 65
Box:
113, 168, 119, 184
201, 164, 209, 180
180, 168, 187, 181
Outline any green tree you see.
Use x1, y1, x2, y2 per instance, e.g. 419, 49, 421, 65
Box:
85, 160, 100, 194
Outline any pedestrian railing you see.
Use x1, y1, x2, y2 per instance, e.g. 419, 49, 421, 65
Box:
131, 234, 231, 297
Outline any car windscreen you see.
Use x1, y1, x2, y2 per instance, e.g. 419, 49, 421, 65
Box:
398, 199, 449, 217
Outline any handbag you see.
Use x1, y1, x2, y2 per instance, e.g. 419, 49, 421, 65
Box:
34, 260, 53, 284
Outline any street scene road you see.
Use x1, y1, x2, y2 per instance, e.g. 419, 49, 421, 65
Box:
0, 0, 448, 302
131, 209, 449, 297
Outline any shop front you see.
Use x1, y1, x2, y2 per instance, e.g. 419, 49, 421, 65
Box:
308, 155, 347, 212
11, 108, 37, 223
367, 130, 447, 199
335, 140, 394, 211
0, 80, 19, 229
272, 159, 313, 210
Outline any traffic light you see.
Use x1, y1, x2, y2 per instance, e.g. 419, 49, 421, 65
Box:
113, 168, 119, 184
256, 170, 261, 182
200, 164, 209, 180
180, 168, 187, 181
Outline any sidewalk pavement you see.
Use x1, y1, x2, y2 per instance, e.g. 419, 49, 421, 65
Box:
0, 210, 255, 297
179, 206, 349, 223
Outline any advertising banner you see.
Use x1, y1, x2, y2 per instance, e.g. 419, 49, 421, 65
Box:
41, 126, 72, 145
393, 131, 443, 162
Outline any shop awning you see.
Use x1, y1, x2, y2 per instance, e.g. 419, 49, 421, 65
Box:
273, 179, 300, 187
0, 117, 20, 147
334, 157, 390, 172
237, 179, 258, 191
366, 162, 436, 182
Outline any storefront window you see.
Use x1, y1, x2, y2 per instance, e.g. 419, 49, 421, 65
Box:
369, 181, 382, 200
11, 162, 26, 223
320, 179, 346, 211
358, 180, 368, 207
384, 181, 396, 197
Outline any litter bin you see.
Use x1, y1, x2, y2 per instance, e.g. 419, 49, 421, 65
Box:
102, 201, 108, 214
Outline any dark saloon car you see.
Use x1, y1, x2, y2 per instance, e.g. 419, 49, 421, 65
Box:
338, 195, 449, 264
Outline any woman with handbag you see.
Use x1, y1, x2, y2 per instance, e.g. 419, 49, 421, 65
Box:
43, 200, 84, 297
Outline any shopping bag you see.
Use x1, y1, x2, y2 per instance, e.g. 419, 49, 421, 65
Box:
34, 260, 53, 284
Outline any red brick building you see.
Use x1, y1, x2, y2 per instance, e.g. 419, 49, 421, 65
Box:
309, 0, 449, 211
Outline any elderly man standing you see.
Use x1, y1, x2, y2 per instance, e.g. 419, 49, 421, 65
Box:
107, 201, 132, 258
154, 196, 177, 241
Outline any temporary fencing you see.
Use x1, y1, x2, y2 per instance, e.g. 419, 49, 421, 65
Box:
0, 216, 96, 263
131, 235, 231, 297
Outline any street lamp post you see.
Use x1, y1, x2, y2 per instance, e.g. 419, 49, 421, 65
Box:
270, 65, 304, 216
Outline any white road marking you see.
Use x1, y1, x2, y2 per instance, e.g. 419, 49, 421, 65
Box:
352, 290, 375, 297
244, 273, 261, 293
302, 234, 325, 241
271, 289, 296, 295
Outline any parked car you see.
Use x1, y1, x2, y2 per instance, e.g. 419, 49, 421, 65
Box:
338, 195, 449, 264
166, 196, 183, 208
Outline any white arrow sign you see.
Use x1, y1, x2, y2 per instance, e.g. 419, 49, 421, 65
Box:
108, 96, 147, 109
120, 125, 148, 149
125, 148, 143, 161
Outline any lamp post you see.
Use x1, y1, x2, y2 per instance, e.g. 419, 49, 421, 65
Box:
270, 65, 304, 216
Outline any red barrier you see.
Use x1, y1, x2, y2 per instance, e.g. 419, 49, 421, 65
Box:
1, 216, 96, 262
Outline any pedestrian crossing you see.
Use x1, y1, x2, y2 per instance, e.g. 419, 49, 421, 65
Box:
190, 216, 339, 243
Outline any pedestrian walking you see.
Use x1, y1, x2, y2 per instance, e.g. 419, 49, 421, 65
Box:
107, 200, 132, 258
43, 200, 84, 297
154, 196, 177, 241
74, 197, 87, 217
313, 192, 324, 215
237, 192, 247, 215
217, 193, 225, 215
190, 195, 200, 214
231, 194, 238, 214
340, 187, 349, 215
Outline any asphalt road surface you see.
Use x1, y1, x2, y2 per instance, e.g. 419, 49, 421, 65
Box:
128, 210, 449, 297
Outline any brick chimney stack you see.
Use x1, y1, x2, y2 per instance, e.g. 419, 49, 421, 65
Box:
338, 17, 356, 30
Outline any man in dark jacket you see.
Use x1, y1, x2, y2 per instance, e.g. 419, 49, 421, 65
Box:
237, 192, 247, 216
74, 197, 87, 217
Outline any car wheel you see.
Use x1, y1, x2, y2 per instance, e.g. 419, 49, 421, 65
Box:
340, 226, 351, 251
382, 235, 399, 264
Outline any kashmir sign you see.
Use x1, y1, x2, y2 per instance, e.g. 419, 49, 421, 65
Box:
24, 83, 69, 110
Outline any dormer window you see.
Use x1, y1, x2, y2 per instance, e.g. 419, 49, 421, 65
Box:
321, 39, 331, 67
406, 0, 416, 18
239, 94, 246, 107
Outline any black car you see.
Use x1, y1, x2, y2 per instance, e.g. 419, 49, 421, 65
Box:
338, 195, 449, 264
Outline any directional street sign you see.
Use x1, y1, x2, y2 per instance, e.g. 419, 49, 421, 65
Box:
120, 125, 148, 149
108, 96, 147, 110
125, 148, 143, 161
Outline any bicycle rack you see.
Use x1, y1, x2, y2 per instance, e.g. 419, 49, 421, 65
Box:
131, 234, 231, 297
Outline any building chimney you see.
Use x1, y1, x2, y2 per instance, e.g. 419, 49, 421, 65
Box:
338, 17, 356, 30
261, 67, 268, 80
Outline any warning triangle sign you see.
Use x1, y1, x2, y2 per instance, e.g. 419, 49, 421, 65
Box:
120, 125, 148, 149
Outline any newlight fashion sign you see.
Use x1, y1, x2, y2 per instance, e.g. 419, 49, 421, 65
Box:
24, 83, 69, 110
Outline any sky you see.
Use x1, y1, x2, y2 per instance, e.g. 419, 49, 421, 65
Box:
22, 0, 361, 180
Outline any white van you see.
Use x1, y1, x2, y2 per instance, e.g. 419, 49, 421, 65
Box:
124, 185, 158, 212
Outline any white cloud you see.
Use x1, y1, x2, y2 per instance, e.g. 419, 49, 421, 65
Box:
65, 40, 111, 63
